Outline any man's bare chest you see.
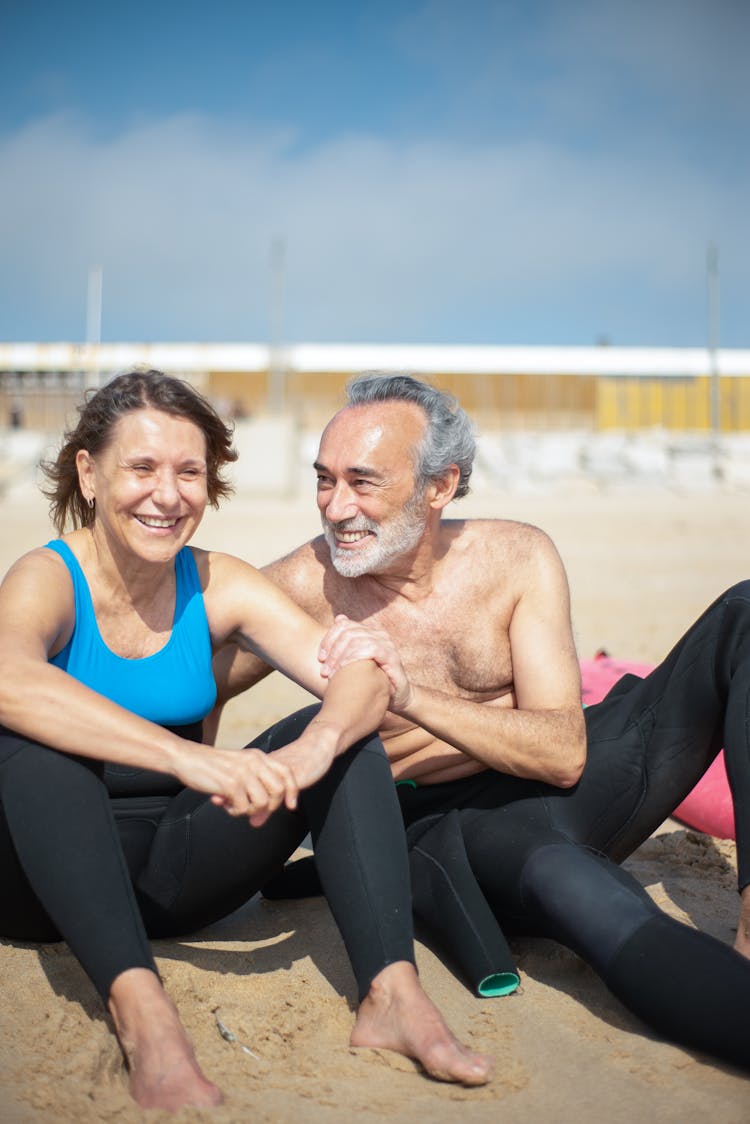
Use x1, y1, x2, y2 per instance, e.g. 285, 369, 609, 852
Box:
321, 583, 514, 697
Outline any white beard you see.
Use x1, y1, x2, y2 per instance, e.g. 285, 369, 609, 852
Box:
322, 492, 427, 577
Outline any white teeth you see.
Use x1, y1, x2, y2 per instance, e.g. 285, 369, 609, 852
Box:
337, 531, 369, 543
138, 516, 176, 528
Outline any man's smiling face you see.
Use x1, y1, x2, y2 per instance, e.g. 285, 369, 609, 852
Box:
315, 401, 429, 578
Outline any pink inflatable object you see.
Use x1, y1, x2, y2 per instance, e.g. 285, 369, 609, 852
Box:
580, 656, 735, 840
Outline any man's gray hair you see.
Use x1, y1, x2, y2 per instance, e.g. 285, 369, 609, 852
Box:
346, 372, 476, 499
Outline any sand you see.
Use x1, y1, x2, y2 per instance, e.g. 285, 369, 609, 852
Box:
1, 476, 749, 1122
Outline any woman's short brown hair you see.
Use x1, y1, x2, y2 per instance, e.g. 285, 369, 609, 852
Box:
41, 369, 238, 533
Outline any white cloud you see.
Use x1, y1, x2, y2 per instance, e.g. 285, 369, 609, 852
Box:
393, 0, 750, 159
0, 107, 745, 345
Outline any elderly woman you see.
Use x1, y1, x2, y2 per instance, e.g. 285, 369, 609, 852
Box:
0, 370, 490, 1111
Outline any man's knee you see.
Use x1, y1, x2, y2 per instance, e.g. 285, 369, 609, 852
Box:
721, 580, 750, 608
714, 581, 750, 665
520, 843, 658, 970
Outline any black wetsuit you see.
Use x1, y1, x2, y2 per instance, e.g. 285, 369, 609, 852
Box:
272, 582, 750, 1071
0, 712, 413, 1001
0, 542, 414, 1002
0, 710, 416, 1002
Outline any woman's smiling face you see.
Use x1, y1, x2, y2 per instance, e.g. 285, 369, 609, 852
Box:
76, 407, 209, 564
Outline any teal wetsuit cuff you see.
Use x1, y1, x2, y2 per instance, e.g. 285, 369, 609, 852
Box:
477, 970, 521, 997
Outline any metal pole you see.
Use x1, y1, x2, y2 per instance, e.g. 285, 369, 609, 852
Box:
268, 237, 286, 414
86, 265, 103, 390
706, 245, 721, 476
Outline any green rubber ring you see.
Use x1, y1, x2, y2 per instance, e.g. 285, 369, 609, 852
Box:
477, 971, 521, 997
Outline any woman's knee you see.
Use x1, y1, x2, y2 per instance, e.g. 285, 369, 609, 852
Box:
308, 729, 389, 795
1, 740, 102, 801
249, 705, 322, 753
300, 733, 395, 844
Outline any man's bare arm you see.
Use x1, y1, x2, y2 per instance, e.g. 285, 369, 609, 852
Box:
318, 528, 586, 787
395, 687, 585, 787
320, 620, 585, 787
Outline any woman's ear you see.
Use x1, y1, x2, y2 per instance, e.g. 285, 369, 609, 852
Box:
75, 448, 95, 505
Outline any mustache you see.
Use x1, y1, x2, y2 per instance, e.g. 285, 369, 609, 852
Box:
323, 516, 377, 533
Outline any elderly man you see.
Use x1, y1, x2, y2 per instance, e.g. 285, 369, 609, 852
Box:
213, 373, 750, 1071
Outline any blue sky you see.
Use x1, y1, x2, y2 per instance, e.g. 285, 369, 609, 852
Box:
1, 0, 747, 347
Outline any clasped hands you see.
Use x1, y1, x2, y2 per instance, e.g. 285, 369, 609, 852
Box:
318, 614, 412, 711
179, 736, 335, 829
195, 616, 407, 829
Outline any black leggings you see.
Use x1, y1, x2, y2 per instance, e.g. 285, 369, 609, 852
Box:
395, 581, 750, 1069
0, 705, 414, 1002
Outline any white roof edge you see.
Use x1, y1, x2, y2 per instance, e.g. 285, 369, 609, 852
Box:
0, 341, 748, 376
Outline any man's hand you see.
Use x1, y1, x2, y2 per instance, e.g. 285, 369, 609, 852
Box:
318, 614, 413, 711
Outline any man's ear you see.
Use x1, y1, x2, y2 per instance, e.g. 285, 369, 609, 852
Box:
426, 464, 461, 510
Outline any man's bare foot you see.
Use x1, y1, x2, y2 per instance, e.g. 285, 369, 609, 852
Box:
351, 961, 492, 1085
734, 886, 750, 959
108, 968, 223, 1111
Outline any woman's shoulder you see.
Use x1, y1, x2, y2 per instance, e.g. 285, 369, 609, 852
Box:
0, 543, 77, 646
188, 545, 264, 594
3, 541, 75, 584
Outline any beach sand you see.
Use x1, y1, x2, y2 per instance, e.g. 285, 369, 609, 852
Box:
1, 477, 749, 1122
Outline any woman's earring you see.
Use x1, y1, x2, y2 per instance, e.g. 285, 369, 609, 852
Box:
87, 496, 95, 510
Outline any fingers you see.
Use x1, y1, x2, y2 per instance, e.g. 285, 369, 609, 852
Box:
318, 614, 355, 664
319, 615, 392, 676
268, 740, 333, 792
217, 749, 299, 824
317, 616, 410, 707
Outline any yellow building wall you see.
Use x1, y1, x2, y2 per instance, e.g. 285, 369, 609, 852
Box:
594, 376, 750, 431
207, 369, 598, 429
5, 364, 750, 438
204, 368, 750, 432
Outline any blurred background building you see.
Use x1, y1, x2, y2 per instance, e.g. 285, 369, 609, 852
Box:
2, 341, 749, 434
3, 341, 750, 498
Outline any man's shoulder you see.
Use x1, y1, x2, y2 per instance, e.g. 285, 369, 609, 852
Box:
262, 535, 329, 578
441, 517, 564, 590
444, 517, 556, 554
261, 536, 330, 606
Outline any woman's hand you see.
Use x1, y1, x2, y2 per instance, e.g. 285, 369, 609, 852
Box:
175, 721, 344, 827
175, 743, 300, 828
266, 730, 337, 792
318, 615, 413, 712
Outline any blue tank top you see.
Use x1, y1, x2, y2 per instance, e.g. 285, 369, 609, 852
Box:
46, 540, 217, 726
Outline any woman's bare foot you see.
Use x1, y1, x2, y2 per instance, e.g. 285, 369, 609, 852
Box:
108, 968, 223, 1111
351, 961, 492, 1085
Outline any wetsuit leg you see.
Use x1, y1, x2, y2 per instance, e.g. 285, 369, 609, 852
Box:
0, 730, 156, 998
401, 779, 750, 1069
519, 843, 750, 1070
301, 729, 416, 999
135, 706, 415, 1000
546, 582, 750, 878
252, 705, 416, 998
